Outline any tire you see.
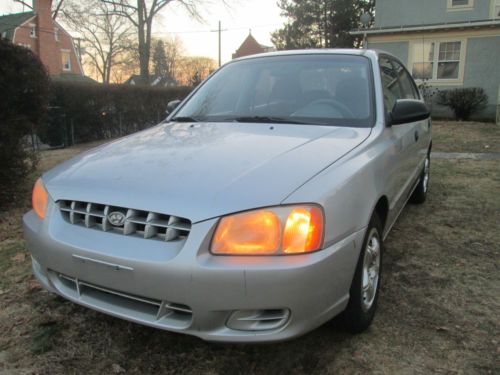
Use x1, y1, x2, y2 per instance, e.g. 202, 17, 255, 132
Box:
342, 213, 383, 333
409, 153, 430, 204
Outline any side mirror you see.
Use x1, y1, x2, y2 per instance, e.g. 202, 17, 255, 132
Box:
166, 99, 181, 115
389, 99, 430, 126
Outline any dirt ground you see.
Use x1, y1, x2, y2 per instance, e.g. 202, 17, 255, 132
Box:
0, 122, 499, 374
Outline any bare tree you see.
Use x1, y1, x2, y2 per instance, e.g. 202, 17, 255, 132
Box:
14, 0, 65, 19
175, 56, 215, 86
101, 0, 213, 80
62, 0, 133, 83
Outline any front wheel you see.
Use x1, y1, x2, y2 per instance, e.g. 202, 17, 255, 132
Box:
410, 153, 430, 204
342, 213, 383, 333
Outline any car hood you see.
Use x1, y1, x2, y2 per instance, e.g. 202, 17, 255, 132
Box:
44, 122, 371, 222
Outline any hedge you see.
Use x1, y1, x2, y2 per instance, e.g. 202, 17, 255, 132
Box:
0, 39, 50, 208
38, 82, 192, 146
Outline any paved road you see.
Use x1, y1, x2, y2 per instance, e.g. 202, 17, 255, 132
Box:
432, 152, 500, 160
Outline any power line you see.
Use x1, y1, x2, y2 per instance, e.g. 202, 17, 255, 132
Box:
151, 23, 283, 36
1, 19, 282, 38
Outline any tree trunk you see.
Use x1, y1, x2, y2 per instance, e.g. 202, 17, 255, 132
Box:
144, 17, 153, 79
105, 51, 113, 84
137, 0, 149, 81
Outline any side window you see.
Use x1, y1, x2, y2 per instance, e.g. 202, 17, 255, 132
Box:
379, 57, 401, 112
392, 60, 419, 100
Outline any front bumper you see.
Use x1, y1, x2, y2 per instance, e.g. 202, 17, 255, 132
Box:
24, 205, 365, 343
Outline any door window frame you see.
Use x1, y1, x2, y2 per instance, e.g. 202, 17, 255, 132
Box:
379, 54, 421, 118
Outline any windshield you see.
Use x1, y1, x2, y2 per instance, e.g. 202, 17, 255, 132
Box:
173, 54, 374, 127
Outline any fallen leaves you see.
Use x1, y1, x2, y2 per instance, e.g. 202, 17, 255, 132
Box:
11, 252, 26, 263
111, 363, 126, 373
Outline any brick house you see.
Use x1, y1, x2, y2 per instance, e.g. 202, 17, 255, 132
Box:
0, 0, 83, 77
232, 33, 275, 59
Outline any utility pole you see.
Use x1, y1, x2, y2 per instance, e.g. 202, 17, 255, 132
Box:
211, 21, 227, 67
218, 21, 221, 67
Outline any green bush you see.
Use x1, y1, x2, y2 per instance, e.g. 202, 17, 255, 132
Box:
38, 82, 192, 146
0, 39, 49, 208
437, 87, 488, 121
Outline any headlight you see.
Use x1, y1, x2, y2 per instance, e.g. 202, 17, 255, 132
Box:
211, 205, 324, 255
32, 178, 48, 220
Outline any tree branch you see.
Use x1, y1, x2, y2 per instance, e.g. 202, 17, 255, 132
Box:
52, 0, 65, 20
13, 0, 33, 9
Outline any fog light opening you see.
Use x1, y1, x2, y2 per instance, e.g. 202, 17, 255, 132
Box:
226, 309, 290, 331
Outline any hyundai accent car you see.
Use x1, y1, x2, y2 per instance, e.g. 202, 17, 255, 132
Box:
24, 49, 431, 342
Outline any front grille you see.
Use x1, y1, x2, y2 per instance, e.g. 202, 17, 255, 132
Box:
58, 200, 191, 242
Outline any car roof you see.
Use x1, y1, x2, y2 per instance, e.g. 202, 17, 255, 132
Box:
228, 48, 407, 71
231, 48, 382, 62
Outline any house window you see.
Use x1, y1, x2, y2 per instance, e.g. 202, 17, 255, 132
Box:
492, 0, 500, 18
412, 42, 435, 80
54, 28, 60, 42
61, 50, 71, 71
447, 0, 474, 10
411, 40, 465, 82
1, 31, 6, 39
29, 24, 36, 38
437, 42, 461, 79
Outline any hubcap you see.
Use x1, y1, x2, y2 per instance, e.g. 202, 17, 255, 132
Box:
423, 157, 430, 193
361, 228, 381, 312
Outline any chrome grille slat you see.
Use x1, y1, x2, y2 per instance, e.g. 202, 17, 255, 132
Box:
103, 205, 110, 231
58, 200, 191, 242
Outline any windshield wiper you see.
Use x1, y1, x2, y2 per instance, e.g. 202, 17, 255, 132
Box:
171, 116, 199, 122
229, 116, 307, 125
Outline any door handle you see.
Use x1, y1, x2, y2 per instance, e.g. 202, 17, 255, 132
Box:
414, 131, 419, 142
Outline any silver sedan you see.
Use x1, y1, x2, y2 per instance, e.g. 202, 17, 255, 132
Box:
24, 49, 431, 342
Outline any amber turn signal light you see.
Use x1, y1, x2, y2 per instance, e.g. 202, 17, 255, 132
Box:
32, 178, 48, 220
283, 207, 324, 254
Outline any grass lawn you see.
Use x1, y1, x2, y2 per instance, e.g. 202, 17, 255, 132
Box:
432, 121, 500, 153
0, 122, 499, 374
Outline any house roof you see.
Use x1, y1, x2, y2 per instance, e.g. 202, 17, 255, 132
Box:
51, 73, 97, 83
232, 33, 275, 59
0, 11, 35, 40
351, 19, 500, 36
124, 74, 178, 86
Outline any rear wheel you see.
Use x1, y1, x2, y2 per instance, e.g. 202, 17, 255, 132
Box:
410, 153, 430, 204
342, 213, 383, 333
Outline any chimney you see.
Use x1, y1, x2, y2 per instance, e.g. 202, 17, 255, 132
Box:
35, 0, 60, 75
33, 0, 52, 19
